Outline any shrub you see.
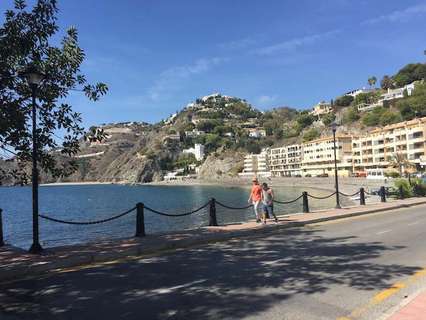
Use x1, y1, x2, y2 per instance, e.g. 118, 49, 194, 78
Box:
384, 171, 400, 178
322, 113, 336, 126
412, 178, 426, 196
343, 106, 360, 124
393, 179, 412, 198
303, 128, 320, 142
379, 111, 402, 126
334, 95, 354, 107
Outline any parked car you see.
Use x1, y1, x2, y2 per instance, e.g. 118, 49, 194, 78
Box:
317, 173, 329, 178
305, 174, 312, 177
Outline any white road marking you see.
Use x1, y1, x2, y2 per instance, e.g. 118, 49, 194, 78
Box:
407, 221, 420, 226
376, 230, 392, 235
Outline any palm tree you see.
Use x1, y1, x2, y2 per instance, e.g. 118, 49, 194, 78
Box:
388, 152, 415, 176
380, 75, 395, 90
368, 76, 377, 89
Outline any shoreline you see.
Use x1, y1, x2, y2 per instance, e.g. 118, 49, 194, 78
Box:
40, 181, 115, 187
32, 176, 392, 194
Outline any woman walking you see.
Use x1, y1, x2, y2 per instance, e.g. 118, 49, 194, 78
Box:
248, 177, 262, 223
261, 182, 278, 224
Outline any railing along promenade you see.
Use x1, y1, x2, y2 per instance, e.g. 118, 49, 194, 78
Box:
0, 185, 418, 247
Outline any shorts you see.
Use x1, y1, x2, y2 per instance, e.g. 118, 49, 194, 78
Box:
262, 203, 273, 217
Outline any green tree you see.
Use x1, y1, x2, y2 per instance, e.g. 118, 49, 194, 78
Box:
295, 112, 315, 129
0, 0, 108, 183
334, 95, 354, 107
379, 110, 402, 126
393, 63, 426, 87
396, 82, 426, 120
303, 128, 320, 142
361, 107, 387, 127
204, 133, 222, 152
353, 91, 381, 106
322, 113, 336, 126
196, 119, 223, 133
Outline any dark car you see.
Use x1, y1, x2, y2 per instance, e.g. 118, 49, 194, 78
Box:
317, 173, 329, 177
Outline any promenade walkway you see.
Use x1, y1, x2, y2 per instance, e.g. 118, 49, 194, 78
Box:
1, 197, 426, 283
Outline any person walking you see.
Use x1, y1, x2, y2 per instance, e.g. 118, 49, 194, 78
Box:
248, 177, 262, 223
261, 182, 278, 224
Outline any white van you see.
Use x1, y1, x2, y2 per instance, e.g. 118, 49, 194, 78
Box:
366, 168, 385, 179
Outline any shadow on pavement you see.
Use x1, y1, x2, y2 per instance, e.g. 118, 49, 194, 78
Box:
0, 227, 420, 319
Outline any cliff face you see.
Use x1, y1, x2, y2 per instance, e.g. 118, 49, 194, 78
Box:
197, 151, 245, 180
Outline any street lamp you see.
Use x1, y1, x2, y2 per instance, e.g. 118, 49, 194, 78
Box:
331, 122, 341, 209
21, 64, 44, 254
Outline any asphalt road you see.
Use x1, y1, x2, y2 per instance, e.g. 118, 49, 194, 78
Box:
1, 205, 426, 320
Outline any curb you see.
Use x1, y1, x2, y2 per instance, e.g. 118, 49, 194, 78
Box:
1, 199, 426, 283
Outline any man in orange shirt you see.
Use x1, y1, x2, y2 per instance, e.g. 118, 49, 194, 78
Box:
248, 177, 262, 223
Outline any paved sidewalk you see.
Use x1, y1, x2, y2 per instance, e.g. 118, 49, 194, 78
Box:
1, 197, 426, 283
386, 291, 426, 320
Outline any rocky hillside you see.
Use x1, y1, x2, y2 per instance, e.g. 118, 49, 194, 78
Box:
2, 62, 425, 185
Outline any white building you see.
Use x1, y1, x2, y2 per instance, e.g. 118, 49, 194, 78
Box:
164, 113, 177, 125
248, 128, 266, 138
185, 129, 205, 138
269, 144, 302, 177
302, 135, 354, 177
352, 117, 426, 176
345, 87, 374, 98
239, 148, 271, 178
183, 144, 205, 161
310, 101, 333, 117
357, 101, 384, 112
381, 82, 416, 102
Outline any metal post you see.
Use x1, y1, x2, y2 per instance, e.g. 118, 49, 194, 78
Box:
380, 186, 386, 203
209, 198, 218, 226
0, 208, 4, 247
332, 128, 341, 209
359, 188, 366, 205
398, 185, 404, 199
29, 86, 42, 254
135, 202, 145, 237
302, 192, 309, 213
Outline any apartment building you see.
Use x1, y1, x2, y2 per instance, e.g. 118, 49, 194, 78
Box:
240, 118, 426, 179
269, 144, 302, 177
301, 135, 353, 177
352, 117, 426, 176
239, 148, 271, 178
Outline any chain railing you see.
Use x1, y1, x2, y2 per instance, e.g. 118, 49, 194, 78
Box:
0, 208, 4, 247
38, 207, 137, 225
0, 185, 406, 247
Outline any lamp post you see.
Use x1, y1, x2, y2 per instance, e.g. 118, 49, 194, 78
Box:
22, 64, 44, 254
331, 122, 341, 209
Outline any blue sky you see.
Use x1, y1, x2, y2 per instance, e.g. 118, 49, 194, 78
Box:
1, 0, 426, 128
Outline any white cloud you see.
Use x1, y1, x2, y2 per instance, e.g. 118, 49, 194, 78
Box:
257, 95, 278, 106
218, 36, 260, 50
252, 29, 341, 56
361, 3, 426, 25
148, 57, 229, 101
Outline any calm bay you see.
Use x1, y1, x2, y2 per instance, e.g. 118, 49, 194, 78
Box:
0, 184, 352, 249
